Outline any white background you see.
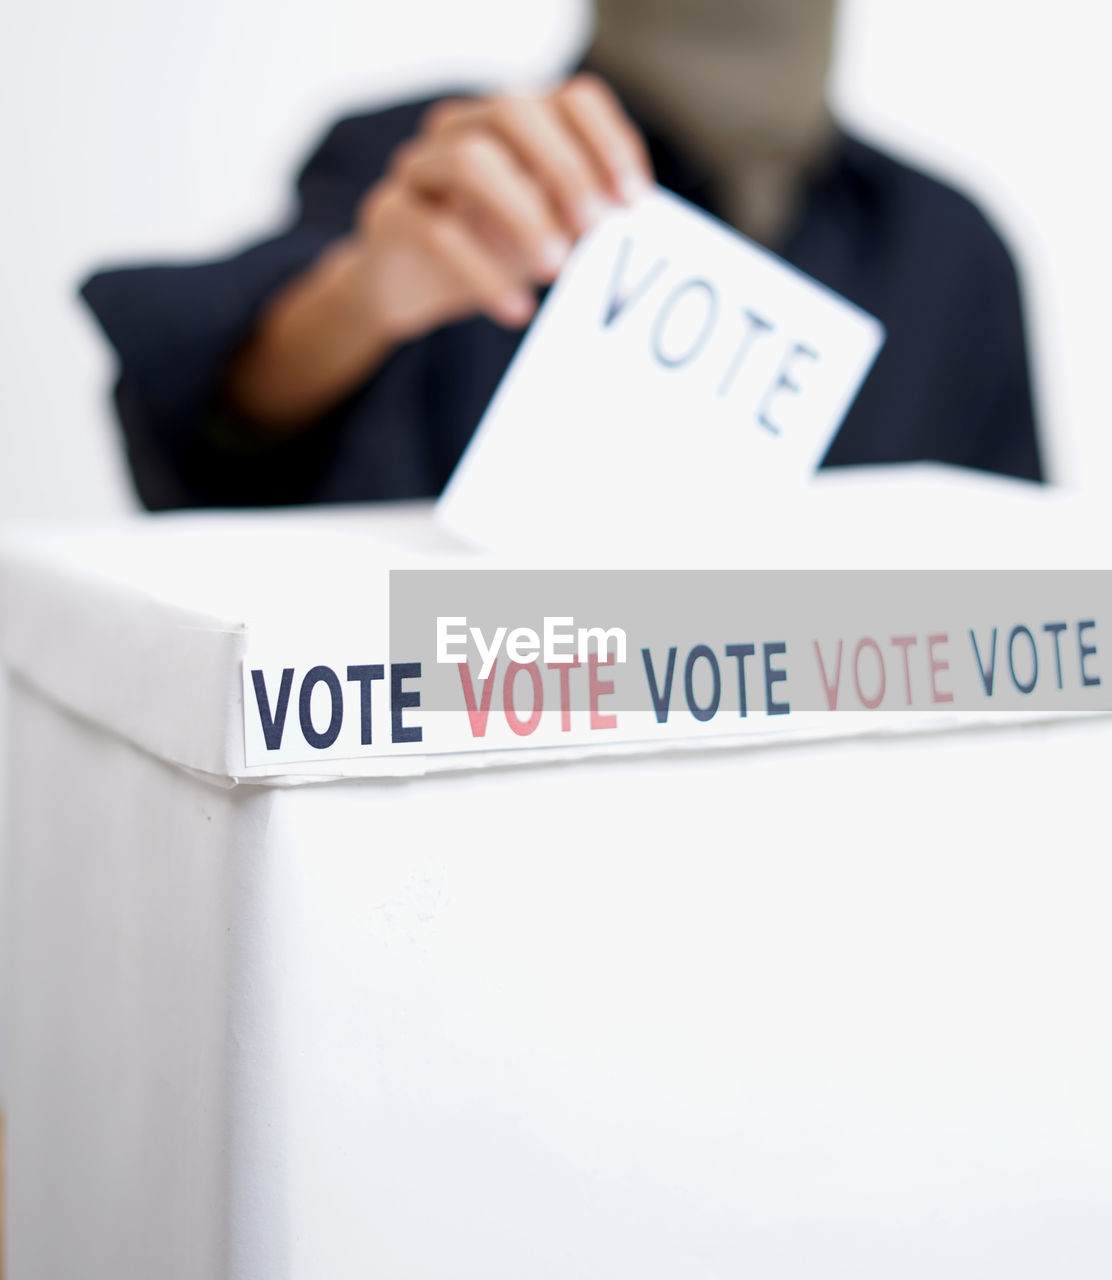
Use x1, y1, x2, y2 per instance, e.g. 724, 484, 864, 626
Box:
0, 0, 1109, 522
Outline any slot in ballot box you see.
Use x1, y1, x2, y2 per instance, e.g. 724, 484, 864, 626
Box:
2, 466, 1111, 1280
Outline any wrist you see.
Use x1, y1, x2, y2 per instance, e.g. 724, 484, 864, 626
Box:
320, 234, 402, 364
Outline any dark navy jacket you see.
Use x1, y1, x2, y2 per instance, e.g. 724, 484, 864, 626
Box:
81, 96, 1044, 510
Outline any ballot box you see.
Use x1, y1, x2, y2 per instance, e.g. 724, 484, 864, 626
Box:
3, 467, 1112, 1280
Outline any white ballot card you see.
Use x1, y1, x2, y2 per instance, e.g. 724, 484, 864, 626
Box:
437, 187, 885, 553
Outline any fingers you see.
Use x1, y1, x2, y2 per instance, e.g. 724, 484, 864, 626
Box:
555, 74, 654, 206
359, 75, 655, 340
395, 132, 572, 282
424, 95, 607, 237
422, 79, 654, 237
405, 199, 537, 329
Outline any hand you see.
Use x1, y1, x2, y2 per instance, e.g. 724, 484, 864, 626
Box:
226, 76, 652, 432
353, 74, 655, 342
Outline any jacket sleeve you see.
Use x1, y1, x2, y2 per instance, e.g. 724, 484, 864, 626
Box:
80, 101, 432, 509
966, 229, 1045, 483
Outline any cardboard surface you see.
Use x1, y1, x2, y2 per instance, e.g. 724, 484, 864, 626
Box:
4, 476, 1112, 1278
6, 682, 1112, 1279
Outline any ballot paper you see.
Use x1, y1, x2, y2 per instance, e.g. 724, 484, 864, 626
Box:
437, 187, 885, 553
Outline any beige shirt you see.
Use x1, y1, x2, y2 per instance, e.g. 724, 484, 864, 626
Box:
590, 0, 838, 245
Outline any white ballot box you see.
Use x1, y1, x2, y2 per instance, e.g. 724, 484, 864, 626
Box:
2, 469, 1112, 1280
